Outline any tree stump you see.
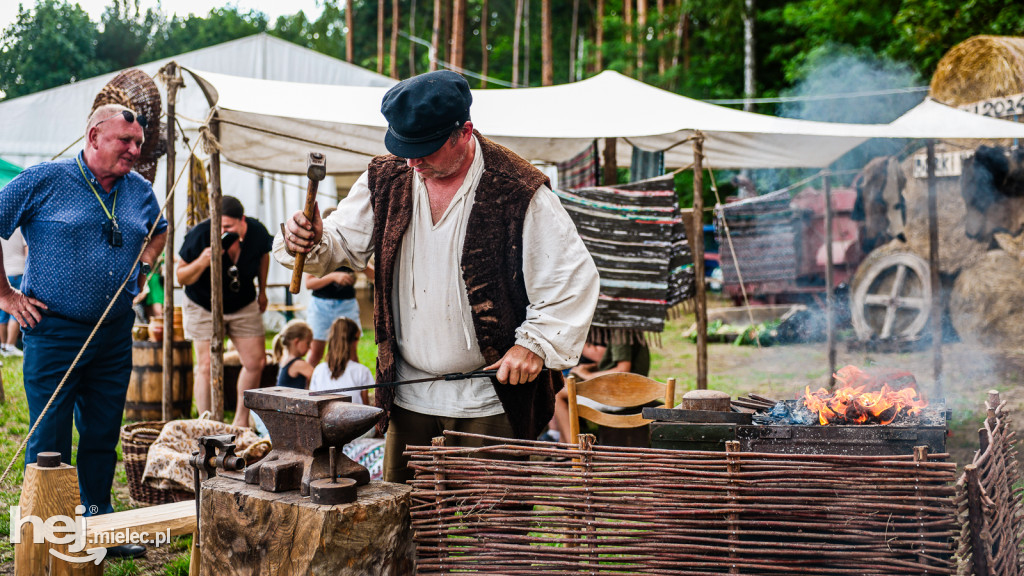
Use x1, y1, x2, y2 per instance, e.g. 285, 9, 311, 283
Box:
199, 477, 414, 575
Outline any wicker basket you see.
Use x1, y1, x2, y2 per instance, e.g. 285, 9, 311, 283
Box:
120, 420, 192, 506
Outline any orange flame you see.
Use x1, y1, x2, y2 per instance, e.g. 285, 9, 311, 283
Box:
802, 366, 928, 425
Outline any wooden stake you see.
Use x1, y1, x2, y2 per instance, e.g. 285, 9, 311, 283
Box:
926, 141, 943, 394
209, 118, 224, 422
602, 137, 617, 186
163, 61, 179, 422
15, 456, 101, 576
823, 170, 836, 390
692, 134, 708, 390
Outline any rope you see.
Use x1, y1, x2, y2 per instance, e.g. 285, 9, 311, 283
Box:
0, 136, 202, 488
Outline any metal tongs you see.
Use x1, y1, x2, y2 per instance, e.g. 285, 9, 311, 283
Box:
308, 369, 499, 396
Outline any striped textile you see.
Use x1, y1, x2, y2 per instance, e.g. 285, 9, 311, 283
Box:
630, 146, 665, 182
556, 140, 600, 189
716, 189, 797, 288
556, 174, 694, 344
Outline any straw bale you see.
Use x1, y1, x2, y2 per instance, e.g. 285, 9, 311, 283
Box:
898, 147, 988, 274
949, 236, 1024, 354
930, 36, 1024, 107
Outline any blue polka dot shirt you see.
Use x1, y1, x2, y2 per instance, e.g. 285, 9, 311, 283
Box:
0, 152, 167, 323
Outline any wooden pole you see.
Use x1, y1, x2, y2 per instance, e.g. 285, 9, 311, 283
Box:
431, 0, 442, 71
345, 0, 354, 63
926, 141, 943, 395
209, 118, 224, 422
602, 137, 617, 186
964, 464, 989, 576
692, 134, 707, 390
162, 62, 179, 422
823, 170, 836, 390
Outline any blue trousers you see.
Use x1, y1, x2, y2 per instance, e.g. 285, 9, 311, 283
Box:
23, 311, 133, 515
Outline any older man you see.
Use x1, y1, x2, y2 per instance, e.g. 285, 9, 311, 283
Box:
0, 104, 166, 557
276, 70, 599, 483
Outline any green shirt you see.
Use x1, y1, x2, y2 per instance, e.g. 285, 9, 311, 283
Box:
595, 342, 650, 377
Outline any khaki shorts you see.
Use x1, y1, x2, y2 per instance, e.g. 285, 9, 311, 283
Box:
182, 297, 265, 341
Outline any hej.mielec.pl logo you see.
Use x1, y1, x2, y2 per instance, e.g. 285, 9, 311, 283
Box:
9, 505, 171, 564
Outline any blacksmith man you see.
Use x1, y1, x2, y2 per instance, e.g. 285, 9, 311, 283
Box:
276, 70, 599, 482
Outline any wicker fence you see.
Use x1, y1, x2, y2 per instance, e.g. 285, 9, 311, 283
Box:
407, 432, 957, 575
956, 391, 1024, 576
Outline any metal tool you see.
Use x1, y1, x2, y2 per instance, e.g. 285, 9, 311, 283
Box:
309, 446, 358, 505
243, 387, 382, 495
308, 369, 500, 397
289, 151, 327, 294
189, 435, 245, 545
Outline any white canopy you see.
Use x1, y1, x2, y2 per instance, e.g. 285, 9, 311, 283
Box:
186, 68, 1024, 174
186, 68, 890, 172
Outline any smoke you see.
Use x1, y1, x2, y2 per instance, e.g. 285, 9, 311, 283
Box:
777, 44, 925, 178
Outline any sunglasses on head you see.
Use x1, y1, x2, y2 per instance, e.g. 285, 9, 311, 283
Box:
95, 110, 148, 130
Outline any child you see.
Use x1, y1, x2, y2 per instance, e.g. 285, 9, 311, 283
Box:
309, 317, 374, 405
271, 320, 315, 390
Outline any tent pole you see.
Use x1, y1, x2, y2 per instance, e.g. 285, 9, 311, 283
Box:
692, 133, 707, 390
602, 137, 617, 186
162, 62, 180, 421
209, 117, 225, 422
823, 169, 836, 390
926, 140, 943, 395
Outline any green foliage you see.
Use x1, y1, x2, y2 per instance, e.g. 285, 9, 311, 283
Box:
889, 0, 1024, 76
0, 0, 105, 99
142, 7, 269, 62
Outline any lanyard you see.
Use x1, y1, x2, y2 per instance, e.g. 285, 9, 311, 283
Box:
76, 157, 118, 222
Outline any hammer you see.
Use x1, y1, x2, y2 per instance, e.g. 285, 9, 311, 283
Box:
290, 152, 327, 294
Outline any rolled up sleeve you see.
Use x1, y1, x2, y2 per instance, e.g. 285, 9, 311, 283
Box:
515, 185, 599, 370
272, 171, 376, 276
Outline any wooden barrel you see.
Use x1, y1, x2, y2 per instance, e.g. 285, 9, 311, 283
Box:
125, 341, 194, 421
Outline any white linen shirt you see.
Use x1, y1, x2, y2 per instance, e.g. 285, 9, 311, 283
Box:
274, 137, 599, 417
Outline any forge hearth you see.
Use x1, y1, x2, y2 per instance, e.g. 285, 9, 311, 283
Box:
650, 400, 949, 456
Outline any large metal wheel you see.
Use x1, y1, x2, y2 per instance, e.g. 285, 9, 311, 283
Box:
850, 243, 931, 341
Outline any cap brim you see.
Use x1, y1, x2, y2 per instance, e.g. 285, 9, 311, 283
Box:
384, 127, 449, 159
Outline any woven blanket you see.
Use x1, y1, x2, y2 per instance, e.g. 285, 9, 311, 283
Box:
556, 174, 694, 344
630, 146, 664, 182
143, 418, 270, 492
556, 141, 600, 190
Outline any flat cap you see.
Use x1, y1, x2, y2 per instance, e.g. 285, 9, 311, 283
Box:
381, 70, 472, 159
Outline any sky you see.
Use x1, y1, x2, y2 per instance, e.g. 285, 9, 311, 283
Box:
0, 0, 324, 33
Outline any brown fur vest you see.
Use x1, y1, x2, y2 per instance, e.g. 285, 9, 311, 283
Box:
366, 133, 562, 440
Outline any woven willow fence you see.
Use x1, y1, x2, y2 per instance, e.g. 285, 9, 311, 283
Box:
407, 431, 957, 575
956, 391, 1024, 576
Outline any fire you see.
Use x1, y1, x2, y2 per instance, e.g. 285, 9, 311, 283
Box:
802, 366, 928, 425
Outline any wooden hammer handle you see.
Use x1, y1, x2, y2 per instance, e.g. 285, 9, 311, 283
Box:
289, 178, 320, 294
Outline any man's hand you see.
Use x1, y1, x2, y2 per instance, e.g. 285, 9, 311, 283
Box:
485, 345, 545, 385
0, 288, 46, 329
258, 291, 268, 313
330, 271, 356, 286
283, 202, 323, 254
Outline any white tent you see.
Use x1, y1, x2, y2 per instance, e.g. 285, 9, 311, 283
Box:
185, 68, 1024, 176
186, 68, 893, 172
0, 34, 396, 292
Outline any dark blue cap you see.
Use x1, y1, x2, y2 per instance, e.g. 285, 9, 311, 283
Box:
381, 70, 472, 159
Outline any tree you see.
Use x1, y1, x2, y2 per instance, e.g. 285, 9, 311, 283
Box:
143, 7, 268, 62
96, 0, 160, 71
0, 0, 104, 100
